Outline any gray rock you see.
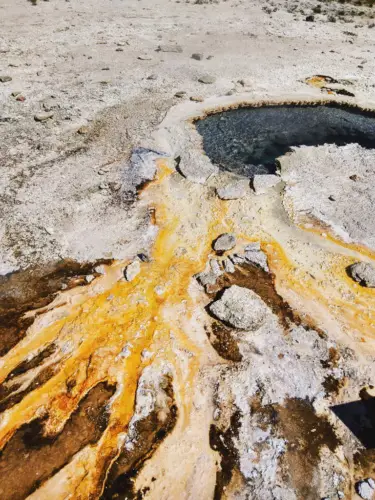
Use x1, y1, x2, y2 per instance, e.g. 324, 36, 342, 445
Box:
349, 262, 375, 288
157, 44, 183, 53
178, 150, 218, 184
192, 53, 204, 60
229, 253, 246, 265
196, 270, 217, 287
122, 147, 165, 198
0, 75, 12, 83
34, 112, 54, 122
209, 259, 222, 276
245, 241, 261, 251
217, 180, 249, 200
213, 233, 236, 252
253, 174, 281, 194
209, 285, 269, 330
245, 249, 269, 272
174, 91, 187, 98
42, 99, 59, 112
198, 75, 216, 84
124, 260, 141, 282
223, 258, 235, 273
356, 479, 375, 500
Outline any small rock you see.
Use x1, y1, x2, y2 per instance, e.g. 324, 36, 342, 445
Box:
34, 112, 54, 122
99, 182, 109, 190
85, 275, 95, 283
138, 55, 152, 60
177, 151, 218, 184
213, 233, 236, 252
356, 479, 375, 500
252, 174, 281, 195
0, 75, 12, 83
124, 260, 141, 282
95, 265, 106, 274
245, 242, 261, 252
229, 254, 246, 265
198, 75, 216, 84
217, 180, 249, 200
190, 96, 204, 102
305, 15, 315, 21
175, 91, 187, 98
77, 125, 89, 135
11, 90, 22, 97
192, 53, 204, 60
147, 74, 157, 80
237, 78, 252, 87
223, 258, 235, 273
349, 262, 375, 288
42, 100, 58, 112
16, 95, 26, 102
337, 491, 344, 499
196, 271, 218, 287
109, 182, 122, 192
209, 285, 269, 330
210, 259, 222, 276
245, 249, 269, 272
157, 44, 183, 53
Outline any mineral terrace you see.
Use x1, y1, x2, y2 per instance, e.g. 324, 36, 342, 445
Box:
1, 0, 375, 499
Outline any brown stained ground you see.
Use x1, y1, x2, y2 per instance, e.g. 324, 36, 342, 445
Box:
0, 259, 111, 356
249, 395, 341, 499
101, 378, 177, 500
0, 382, 115, 500
0, 362, 60, 413
206, 322, 243, 362
209, 410, 243, 500
276, 399, 341, 500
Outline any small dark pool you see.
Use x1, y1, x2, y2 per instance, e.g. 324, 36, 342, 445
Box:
195, 103, 375, 177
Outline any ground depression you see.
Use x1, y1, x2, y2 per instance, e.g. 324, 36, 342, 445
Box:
195, 103, 375, 177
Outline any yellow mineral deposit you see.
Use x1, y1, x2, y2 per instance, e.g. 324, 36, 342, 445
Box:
1, 155, 375, 499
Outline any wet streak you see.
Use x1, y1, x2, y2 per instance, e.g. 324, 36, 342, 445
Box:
195, 103, 375, 177
0, 382, 115, 500
101, 378, 177, 500
0, 259, 111, 356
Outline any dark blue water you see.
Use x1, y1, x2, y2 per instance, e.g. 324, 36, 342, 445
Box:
195, 104, 375, 177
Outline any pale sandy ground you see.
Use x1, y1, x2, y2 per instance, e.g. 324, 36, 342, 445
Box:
1, 0, 375, 272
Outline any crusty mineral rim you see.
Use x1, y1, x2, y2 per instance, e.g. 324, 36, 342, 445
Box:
153, 91, 375, 148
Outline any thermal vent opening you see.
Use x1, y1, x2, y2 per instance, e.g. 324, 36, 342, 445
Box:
195, 103, 375, 177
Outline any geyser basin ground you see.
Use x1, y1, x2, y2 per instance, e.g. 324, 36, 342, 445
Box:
195, 103, 375, 177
